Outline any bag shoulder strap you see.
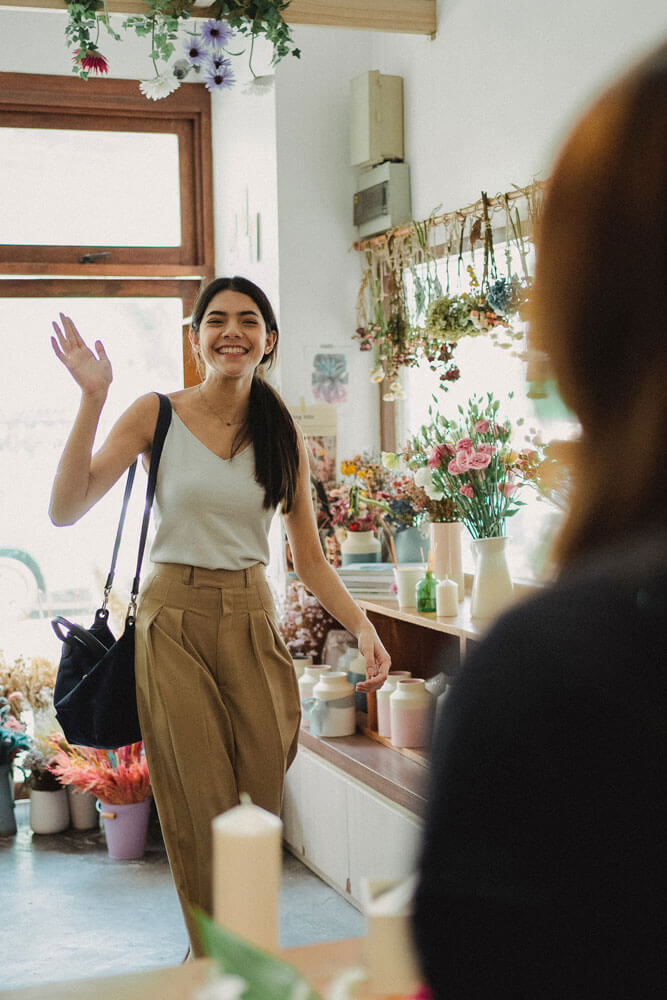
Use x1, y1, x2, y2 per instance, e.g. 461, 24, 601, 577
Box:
129, 392, 172, 616
102, 459, 137, 607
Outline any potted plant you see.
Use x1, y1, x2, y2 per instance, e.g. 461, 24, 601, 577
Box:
22, 745, 70, 835
46, 738, 152, 859
63, 1, 301, 99
0, 692, 31, 836
409, 393, 546, 617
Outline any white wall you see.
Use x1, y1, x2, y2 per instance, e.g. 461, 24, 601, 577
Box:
273, 26, 380, 459
364, 0, 667, 219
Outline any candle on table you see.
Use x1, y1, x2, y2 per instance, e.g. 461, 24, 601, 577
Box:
212, 792, 283, 953
436, 576, 459, 617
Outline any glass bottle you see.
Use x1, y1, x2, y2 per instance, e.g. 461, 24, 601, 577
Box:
415, 569, 437, 613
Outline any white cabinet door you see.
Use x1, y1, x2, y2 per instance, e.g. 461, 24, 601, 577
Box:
346, 781, 423, 902
299, 750, 349, 895
281, 752, 303, 853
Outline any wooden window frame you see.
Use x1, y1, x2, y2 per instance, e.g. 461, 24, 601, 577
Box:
0, 73, 214, 279
0, 73, 213, 385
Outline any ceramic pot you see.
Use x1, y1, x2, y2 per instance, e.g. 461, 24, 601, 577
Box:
470, 536, 514, 619
29, 788, 70, 834
304, 672, 355, 738
389, 679, 434, 749
298, 665, 331, 727
98, 798, 152, 860
345, 651, 368, 712
291, 656, 312, 679
429, 522, 464, 600
394, 526, 424, 564
67, 787, 99, 831
376, 671, 412, 739
0, 762, 16, 836
341, 530, 381, 565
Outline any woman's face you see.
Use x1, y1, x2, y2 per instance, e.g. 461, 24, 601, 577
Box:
193, 289, 276, 379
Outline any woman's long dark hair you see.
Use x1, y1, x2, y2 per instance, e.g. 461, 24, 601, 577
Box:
190, 276, 299, 513
531, 41, 667, 567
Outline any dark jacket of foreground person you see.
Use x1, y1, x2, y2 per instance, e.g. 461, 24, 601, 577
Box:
413, 528, 667, 999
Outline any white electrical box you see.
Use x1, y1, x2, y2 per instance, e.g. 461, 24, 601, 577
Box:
354, 162, 411, 239
350, 70, 404, 168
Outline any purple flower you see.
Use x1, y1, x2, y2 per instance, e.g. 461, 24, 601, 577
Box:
201, 19, 234, 50
183, 34, 206, 66
203, 58, 235, 92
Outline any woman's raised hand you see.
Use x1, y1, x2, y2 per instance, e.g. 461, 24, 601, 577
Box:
51, 313, 112, 397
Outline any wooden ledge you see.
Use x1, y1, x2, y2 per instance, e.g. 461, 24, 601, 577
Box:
298, 728, 429, 818
7, 1, 438, 36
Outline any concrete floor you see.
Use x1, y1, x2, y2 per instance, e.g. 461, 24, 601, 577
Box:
0, 799, 365, 992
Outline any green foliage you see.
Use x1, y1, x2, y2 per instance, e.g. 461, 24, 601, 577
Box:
212, 0, 300, 62
194, 909, 322, 1000
64, 0, 299, 84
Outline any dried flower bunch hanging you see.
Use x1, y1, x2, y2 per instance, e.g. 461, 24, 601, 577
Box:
354, 182, 546, 396
63, 0, 300, 100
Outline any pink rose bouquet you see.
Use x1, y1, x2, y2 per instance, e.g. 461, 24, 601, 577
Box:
407, 394, 545, 538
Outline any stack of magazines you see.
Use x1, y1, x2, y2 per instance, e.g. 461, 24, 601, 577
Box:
336, 562, 397, 599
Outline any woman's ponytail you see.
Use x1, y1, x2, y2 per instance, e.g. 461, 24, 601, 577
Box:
247, 375, 299, 513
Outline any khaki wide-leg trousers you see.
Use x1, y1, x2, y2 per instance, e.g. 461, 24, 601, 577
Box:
134, 562, 301, 954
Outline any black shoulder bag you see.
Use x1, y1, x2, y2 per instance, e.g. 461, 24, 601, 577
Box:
51, 392, 172, 749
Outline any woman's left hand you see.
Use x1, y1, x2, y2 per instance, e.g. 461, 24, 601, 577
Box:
355, 625, 391, 693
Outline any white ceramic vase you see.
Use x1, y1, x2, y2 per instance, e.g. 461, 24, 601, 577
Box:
307, 671, 356, 737
29, 788, 70, 834
67, 787, 99, 831
470, 535, 514, 619
298, 665, 331, 726
376, 671, 412, 739
429, 522, 464, 600
389, 679, 434, 749
341, 529, 381, 565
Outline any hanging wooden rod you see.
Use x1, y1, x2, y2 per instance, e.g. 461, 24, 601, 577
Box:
4, 1, 437, 35
353, 180, 547, 252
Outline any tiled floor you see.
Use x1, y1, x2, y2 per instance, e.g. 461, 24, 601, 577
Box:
0, 798, 365, 992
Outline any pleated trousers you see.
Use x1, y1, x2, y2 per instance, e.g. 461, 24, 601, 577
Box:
134, 561, 301, 954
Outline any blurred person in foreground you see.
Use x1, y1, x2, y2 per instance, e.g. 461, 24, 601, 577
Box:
413, 40, 667, 999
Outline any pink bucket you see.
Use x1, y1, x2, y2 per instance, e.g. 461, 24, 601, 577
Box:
97, 798, 151, 859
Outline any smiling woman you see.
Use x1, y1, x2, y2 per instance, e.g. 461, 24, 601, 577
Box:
47, 274, 392, 957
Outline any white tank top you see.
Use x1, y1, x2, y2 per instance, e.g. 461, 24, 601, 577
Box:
149, 412, 276, 570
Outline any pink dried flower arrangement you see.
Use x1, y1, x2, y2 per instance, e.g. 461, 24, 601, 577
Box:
45, 736, 151, 805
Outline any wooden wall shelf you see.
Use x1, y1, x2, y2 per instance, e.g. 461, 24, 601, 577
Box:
7, 1, 438, 36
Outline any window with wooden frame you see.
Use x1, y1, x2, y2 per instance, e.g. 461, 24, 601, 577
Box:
0, 73, 213, 650
0, 71, 214, 385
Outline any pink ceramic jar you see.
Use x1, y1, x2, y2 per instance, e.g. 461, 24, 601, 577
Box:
376, 671, 412, 738
389, 678, 434, 749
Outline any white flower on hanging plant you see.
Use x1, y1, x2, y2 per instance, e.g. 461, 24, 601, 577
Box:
242, 74, 275, 96
369, 365, 385, 383
139, 74, 180, 101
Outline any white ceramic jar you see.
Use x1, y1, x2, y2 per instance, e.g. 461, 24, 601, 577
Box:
291, 655, 313, 679
389, 679, 434, 749
340, 529, 381, 565
67, 786, 99, 831
376, 671, 412, 739
309, 671, 356, 737
297, 665, 331, 727
29, 788, 70, 834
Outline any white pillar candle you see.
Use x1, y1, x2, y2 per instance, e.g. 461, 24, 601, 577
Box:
436, 577, 459, 617
212, 792, 283, 954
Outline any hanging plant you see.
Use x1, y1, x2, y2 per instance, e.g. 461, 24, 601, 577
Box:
63, 0, 300, 99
